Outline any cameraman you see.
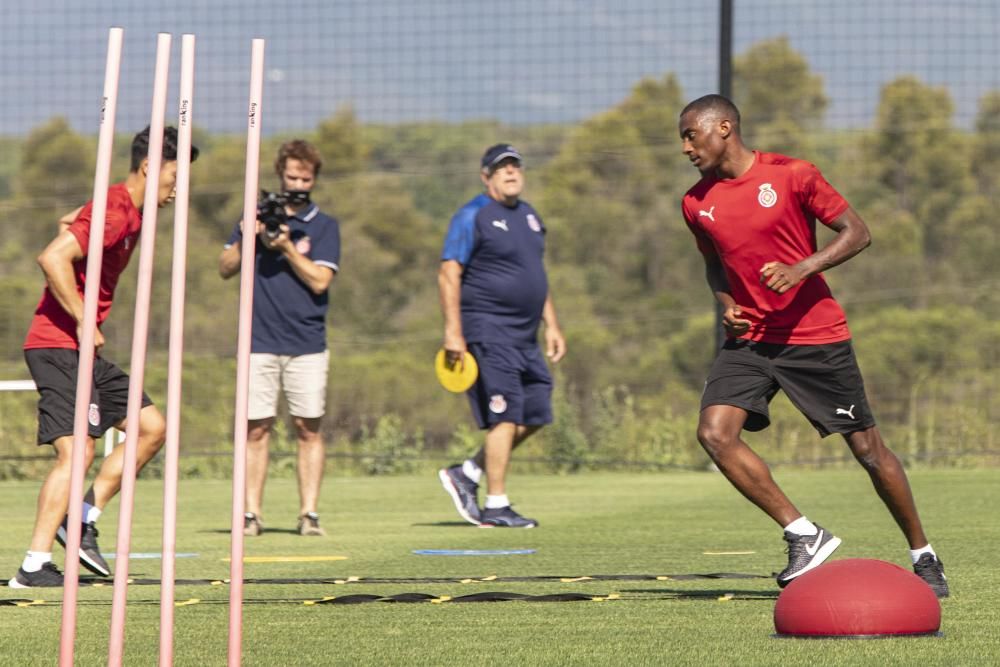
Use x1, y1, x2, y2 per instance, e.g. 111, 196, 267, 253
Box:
219, 139, 340, 537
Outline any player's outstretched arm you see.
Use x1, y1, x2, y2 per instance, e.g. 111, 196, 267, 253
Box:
760, 206, 871, 294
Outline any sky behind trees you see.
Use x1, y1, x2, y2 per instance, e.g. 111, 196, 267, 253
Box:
0, 1, 996, 135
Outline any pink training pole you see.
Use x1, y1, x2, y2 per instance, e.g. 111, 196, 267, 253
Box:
159, 33, 195, 666
107, 32, 172, 667
229, 37, 265, 667
58, 26, 123, 667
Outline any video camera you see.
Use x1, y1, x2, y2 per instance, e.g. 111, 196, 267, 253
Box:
257, 191, 289, 239
257, 190, 311, 240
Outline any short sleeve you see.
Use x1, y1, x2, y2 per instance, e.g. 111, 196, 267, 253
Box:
441, 205, 478, 266
682, 198, 718, 258
67, 197, 129, 254
224, 220, 242, 248
793, 161, 849, 225
311, 217, 341, 273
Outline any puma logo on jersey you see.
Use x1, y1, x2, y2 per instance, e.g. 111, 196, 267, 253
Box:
492, 219, 509, 232
835, 405, 856, 419
698, 206, 716, 222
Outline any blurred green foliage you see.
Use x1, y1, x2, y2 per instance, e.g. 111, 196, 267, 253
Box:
1, 38, 997, 477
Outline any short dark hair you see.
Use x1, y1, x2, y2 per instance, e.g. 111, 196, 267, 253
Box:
680, 94, 742, 130
130, 125, 200, 172
275, 139, 323, 177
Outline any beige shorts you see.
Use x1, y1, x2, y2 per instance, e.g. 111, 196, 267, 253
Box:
248, 351, 329, 420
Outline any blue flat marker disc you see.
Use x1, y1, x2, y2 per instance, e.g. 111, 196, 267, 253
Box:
412, 549, 536, 556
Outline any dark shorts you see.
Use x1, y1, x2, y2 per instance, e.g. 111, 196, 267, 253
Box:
466, 343, 553, 429
25, 348, 154, 446
701, 339, 876, 437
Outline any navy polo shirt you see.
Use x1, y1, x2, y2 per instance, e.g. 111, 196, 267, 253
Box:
226, 203, 341, 355
441, 193, 548, 347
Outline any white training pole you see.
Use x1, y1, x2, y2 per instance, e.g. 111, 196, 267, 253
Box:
229, 37, 265, 667
108, 31, 172, 667
159, 32, 195, 667
58, 26, 123, 667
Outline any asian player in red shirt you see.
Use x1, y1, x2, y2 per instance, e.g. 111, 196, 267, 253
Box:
9, 127, 198, 588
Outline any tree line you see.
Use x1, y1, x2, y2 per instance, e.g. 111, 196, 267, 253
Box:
1, 37, 998, 477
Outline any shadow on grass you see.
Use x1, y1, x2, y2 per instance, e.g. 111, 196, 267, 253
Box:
409, 521, 479, 527
200, 527, 304, 535
621, 586, 778, 601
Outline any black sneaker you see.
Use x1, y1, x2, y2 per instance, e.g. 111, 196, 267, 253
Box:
243, 513, 263, 537
8, 562, 65, 588
776, 524, 841, 588
438, 465, 481, 525
56, 518, 111, 577
479, 505, 538, 528
913, 553, 949, 598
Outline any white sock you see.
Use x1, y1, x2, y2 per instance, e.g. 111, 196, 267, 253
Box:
485, 494, 510, 509
910, 544, 937, 564
22, 551, 52, 573
83, 502, 102, 524
784, 517, 818, 536
461, 460, 483, 484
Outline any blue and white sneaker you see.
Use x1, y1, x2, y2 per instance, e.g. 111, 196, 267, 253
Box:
438, 465, 481, 525
776, 524, 841, 588
479, 505, 538, 528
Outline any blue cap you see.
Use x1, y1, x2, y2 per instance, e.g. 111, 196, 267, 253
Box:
481, 144, 523, 173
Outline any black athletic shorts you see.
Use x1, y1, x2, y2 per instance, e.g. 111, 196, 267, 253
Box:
700, 339, 876, 437
24, 348, 154, 446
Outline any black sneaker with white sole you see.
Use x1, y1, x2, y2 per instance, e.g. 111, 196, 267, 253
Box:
438, 465, 481, 525
56, 518, 111, 577
913, 553, 949, 598
8, 562, 65, 588
479, 505, 538, 528
776, 524, 841, 588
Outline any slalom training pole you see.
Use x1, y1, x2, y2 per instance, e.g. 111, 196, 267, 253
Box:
108, 31, 172, 667
229, 37, 266, 667
159, 32, 195, 666
58, 25, 123, 667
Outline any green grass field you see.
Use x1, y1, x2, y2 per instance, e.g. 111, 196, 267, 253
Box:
1, 469, 997, 666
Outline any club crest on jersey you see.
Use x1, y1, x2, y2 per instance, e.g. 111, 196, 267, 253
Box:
295, 236, 311, 255
758, 183, 778, 208
88, 403, 100, 426
489, 394, 508, 414
526, 214, 541, 232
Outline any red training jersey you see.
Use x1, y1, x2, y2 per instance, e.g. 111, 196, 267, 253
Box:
681, 151, 851, 344
24, 183, 142, 350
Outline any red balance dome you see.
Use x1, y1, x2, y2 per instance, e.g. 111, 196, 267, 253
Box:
774, 558, 941, 638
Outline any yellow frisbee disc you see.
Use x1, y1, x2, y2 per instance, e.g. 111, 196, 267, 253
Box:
434, 349, 479, 393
